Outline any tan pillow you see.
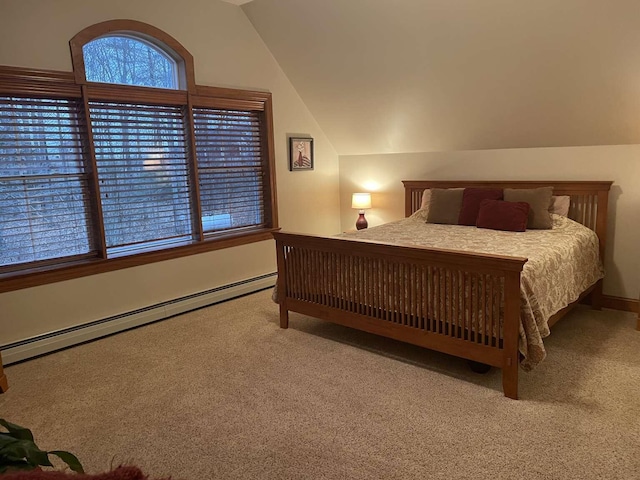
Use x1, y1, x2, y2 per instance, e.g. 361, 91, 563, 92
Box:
426, 188, 464, 224
503, 187, 553, 229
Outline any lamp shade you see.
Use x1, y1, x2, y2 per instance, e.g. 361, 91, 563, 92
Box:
351, 192, 371, 210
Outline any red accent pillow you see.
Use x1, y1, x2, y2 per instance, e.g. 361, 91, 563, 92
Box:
476, 199, 530, 232
458, 188, 503, 226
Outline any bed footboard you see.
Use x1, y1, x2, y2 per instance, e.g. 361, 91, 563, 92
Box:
273, 232, 527, 399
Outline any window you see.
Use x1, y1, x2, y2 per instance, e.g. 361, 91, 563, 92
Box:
83, 36, 179, 89
0, 20, 277, 292
193, 107, 266, 234
89, 100, 193, 254
0, 97, 95, 270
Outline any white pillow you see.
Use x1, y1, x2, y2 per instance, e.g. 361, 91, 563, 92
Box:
550, 195, 570, 217
420, 189, 431, 210
409, 189, 431, 221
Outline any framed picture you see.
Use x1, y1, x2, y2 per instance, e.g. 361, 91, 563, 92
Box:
289, 137, 314, 171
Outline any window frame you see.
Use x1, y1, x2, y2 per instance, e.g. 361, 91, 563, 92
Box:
69, 19, 196, 91
0, 20, 278, 293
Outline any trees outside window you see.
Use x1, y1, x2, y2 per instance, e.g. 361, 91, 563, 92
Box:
0, 97, 94, 269
83, 36, 178, 89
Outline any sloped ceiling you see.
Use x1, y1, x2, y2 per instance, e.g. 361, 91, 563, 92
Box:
243, 0, 640, 155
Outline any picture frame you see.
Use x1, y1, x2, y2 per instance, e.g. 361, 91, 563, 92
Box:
288, 137, 314, 171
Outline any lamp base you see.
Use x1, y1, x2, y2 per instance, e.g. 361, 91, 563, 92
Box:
355, 211, 368, 230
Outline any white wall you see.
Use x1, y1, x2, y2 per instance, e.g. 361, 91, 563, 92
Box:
0, 0, 340, 346
339, 146, 639, 299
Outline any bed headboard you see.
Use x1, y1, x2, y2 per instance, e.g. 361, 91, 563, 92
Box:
402, 180, 613, 260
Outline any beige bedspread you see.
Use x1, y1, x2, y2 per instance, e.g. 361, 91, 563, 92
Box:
339, 214, 604, 370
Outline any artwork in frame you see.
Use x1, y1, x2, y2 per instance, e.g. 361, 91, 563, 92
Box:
289, 137, 314, 171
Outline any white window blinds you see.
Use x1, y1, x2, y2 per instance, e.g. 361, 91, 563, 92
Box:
193, 108, 264, 234
0, 96, 95, 270
89, 101, 194, 255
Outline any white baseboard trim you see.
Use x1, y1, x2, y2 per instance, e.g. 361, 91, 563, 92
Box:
1, 273, 276, 365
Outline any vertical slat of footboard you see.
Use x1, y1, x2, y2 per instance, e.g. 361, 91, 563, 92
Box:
363, 258, 368, 317
339, 252, 344, 310
473, 273, 480, 343
458, 271, 464, 338
398, 263, 404, 325
465, 273, 470, 340
374, 259, 380, 319
448, 271, 454, 336
493, 276, 500, 347
382, 260, 388, 321
453, 271, 459, 337
467, 273, 474, 341
321, 251, 327, 307
306, 250, 313, 302
488, 276, 495, 346
480, 275, 487, 345
437, 268, 443, 333
352, 256, 358, 314
312, 251, 318, 304
348, 255, 354, 312
456, 272, 464, 338
392, 263, 399, 324
429, 267, 435, 332
418, 266, 425, 329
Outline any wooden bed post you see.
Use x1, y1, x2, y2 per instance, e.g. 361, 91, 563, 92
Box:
591, 280, 603, 311
591, 188, 610, 311
280, 305, 289, 329
502, 270, 522, 400
275, 236, 289, 329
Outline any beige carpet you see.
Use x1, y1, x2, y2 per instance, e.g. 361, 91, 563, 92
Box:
1, 290, 638, 479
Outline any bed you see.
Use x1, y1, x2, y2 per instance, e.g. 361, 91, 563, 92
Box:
273, 181, 612, 399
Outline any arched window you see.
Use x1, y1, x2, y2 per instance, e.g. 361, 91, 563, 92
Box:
82, 35, 179, 89
0, 20, 277, 290
69, 19, 196, 91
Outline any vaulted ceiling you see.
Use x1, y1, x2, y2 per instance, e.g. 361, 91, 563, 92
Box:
242, 0, 640, 155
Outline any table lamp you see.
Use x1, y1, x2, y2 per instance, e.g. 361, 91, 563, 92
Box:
351, 192, 371, 230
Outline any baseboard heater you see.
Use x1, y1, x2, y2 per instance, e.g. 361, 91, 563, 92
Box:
1, 272, 277, 365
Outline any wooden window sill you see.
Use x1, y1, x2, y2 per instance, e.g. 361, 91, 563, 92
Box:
0, 227, 280, 294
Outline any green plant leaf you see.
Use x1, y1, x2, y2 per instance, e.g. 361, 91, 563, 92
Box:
0, 439, 52, 467
0, 420, 34, 441
0, 437, 28, 459
49, 450, 84, 473
0, 435, 20, 449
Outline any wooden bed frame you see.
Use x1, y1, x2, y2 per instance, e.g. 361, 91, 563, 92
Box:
273, 181, 612, 399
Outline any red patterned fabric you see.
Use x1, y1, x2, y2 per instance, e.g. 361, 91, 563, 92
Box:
476, 199, 530, 232
458, 188, 503, 226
